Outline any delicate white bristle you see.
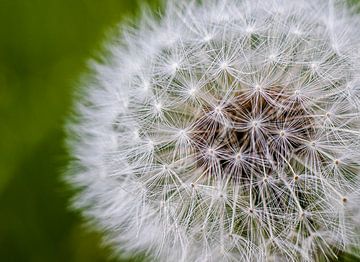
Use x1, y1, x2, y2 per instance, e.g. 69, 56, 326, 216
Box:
67, 0, 360, 261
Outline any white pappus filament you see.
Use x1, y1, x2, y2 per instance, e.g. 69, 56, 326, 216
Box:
67, 0, 360, 261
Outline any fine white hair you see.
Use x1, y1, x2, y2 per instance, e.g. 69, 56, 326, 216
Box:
67, 0, 360, 261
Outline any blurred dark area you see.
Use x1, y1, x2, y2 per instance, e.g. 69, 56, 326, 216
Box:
0, 0, 158, 261
0, 0, 358, 261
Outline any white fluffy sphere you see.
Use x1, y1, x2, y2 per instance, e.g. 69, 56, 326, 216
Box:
67, 0, 360, 261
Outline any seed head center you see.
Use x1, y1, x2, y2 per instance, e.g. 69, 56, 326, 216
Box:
191, 88, 314, 180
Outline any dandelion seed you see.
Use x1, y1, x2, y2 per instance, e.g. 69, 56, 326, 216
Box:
67, 0, 360, 261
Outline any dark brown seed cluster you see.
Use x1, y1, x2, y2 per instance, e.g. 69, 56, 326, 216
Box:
190, 87, 314, 180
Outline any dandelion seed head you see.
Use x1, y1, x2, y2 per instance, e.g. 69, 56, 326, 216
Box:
67, 0, 360, 261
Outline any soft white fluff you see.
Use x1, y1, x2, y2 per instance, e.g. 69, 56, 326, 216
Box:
67, 0, 360, 261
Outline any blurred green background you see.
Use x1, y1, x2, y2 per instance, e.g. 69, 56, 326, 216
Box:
0, 0, 359, 261
0, 0, 158, 261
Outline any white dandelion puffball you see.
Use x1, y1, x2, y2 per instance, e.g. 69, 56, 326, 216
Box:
67, 0, 360, 261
